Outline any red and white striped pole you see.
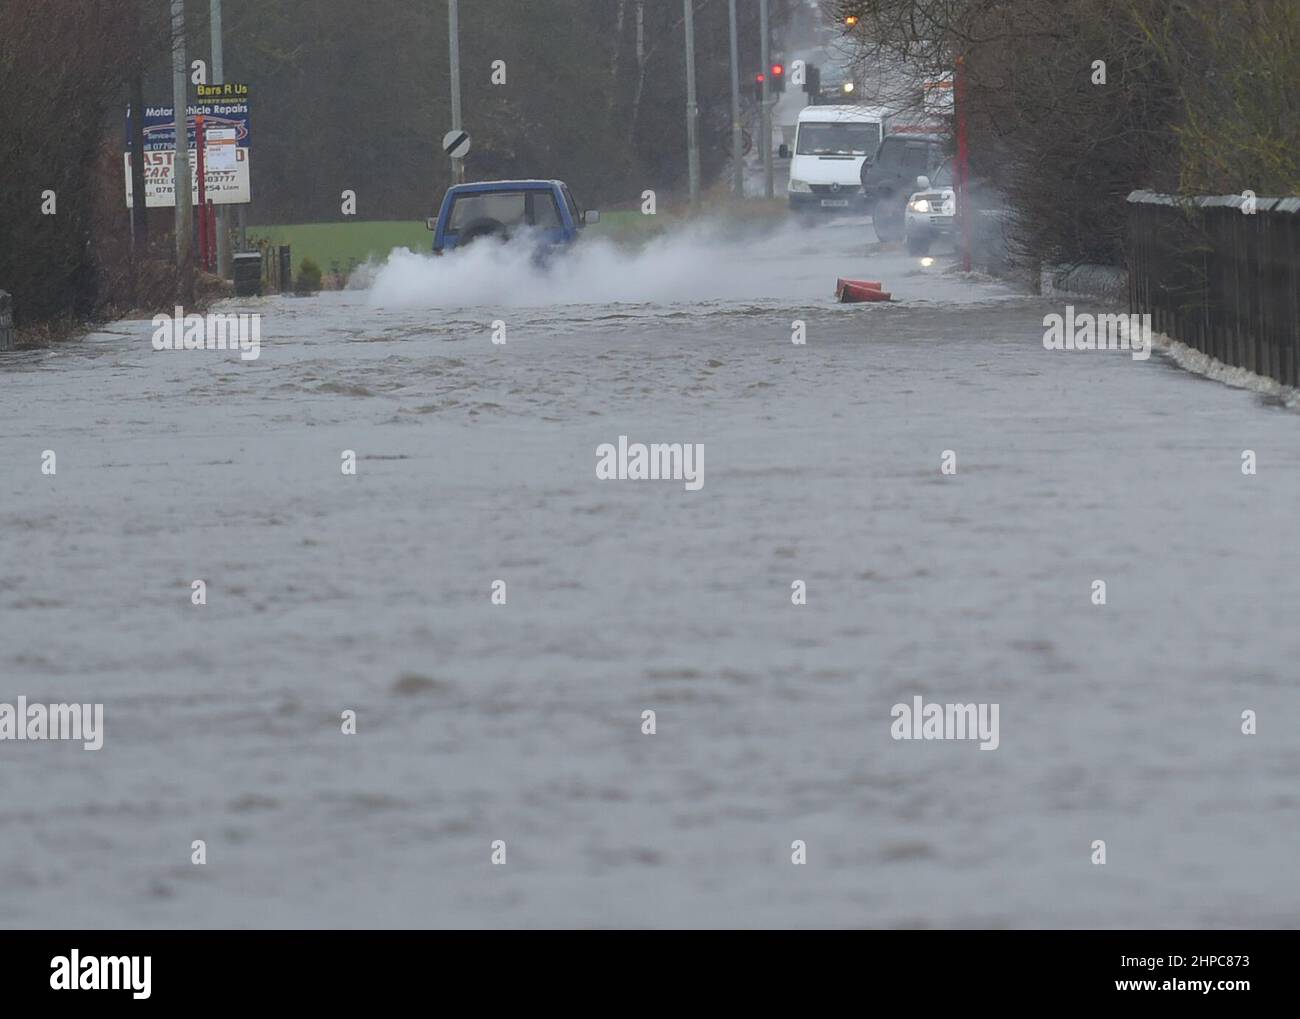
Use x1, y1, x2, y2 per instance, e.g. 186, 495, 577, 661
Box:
955, 55, 972, 272
204, 202, 215, 272
196, 114, 208, 271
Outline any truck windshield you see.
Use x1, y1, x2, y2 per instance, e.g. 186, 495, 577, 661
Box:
796, 122, 880, 156
450, 193, 527, 231
448, 191, 562, 231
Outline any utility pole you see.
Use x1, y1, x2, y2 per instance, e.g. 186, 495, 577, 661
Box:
129, 73, 149, 249
683, 0, 700, 205
210, 0, 229, 277
759, 0, 773, 198
727, 0, 743, 198
171, 0, 192, 273
448, 0, 464, 184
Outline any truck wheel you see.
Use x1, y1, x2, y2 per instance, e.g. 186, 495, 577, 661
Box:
788, 201, 817, 227
906, 230, 931, 255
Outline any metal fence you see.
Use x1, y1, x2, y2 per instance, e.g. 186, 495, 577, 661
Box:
1128, 191, 1300, 386
254, 241, 293, 294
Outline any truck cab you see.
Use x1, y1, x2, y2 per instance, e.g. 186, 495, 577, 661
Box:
427, 179, 598, 254
781, 105, 890, 214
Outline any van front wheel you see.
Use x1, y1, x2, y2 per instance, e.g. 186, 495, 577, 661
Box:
871, 195, 905, 243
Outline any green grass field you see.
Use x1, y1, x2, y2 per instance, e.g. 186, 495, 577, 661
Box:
246, 221, 431, 274
247, 211, 681, 273
248, 201, 785, 277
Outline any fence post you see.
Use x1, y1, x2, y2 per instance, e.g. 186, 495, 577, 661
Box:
1287, 201, 1300, 386
0, 291, 14, 352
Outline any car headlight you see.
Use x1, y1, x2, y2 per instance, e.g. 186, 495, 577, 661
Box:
908, 198, 931, 213
788, 179, 812, 193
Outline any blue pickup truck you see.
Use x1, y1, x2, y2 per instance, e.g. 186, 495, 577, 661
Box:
427, 179, 599, 254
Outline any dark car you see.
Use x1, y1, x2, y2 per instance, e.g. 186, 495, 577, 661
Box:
859, 133, 948, 242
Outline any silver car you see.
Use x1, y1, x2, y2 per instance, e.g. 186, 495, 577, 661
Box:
904, 159, 955, 255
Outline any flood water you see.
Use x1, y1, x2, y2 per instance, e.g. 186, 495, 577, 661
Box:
2, 218, 1298, 928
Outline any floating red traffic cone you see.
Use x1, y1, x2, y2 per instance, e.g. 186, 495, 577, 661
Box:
835, 278, 891, 303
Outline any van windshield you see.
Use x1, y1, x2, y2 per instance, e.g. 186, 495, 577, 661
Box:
796, 121, 880, 156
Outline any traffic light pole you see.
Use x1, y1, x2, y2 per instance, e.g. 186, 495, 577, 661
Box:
727, 0, 743, 198
759, 0, 773, 199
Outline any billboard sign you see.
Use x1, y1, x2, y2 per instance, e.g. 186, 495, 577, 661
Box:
125, 83, 252, 207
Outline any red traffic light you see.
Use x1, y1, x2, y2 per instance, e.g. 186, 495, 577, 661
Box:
755, 72, 765, 82
771, 63, 784, 77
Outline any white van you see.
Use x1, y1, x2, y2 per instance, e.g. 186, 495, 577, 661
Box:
781, 104, 890, 213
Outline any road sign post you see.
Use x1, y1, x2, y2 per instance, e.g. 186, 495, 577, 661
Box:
448, 0, 464, 184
